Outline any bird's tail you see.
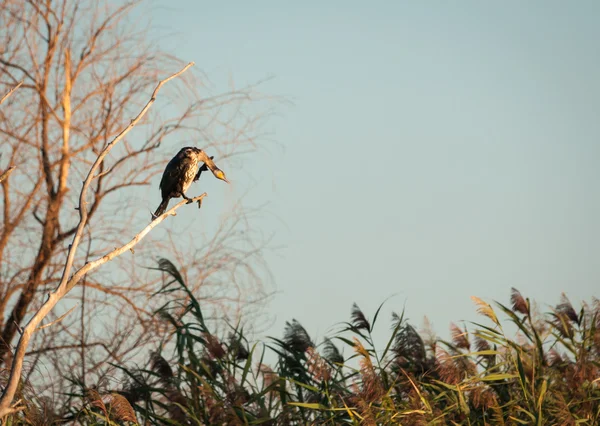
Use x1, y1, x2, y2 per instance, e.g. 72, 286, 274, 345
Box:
153, 198, 169, 219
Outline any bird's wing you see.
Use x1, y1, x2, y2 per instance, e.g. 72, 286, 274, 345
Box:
159, 156, 195, 195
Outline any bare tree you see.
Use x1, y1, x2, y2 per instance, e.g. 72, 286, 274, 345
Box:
0, 0, 276, 413
0, 61, 200, 416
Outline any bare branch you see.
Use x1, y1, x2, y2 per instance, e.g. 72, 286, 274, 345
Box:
0, 81, 23, 105
0, 167, 15, 184
36, 304, 77, 331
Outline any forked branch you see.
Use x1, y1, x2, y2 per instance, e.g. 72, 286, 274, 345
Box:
0, 81, 23, 105
0, 167, 15, 184
0, 63, 195, 418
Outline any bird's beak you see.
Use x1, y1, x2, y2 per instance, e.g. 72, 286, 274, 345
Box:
197, 150, 229, 183
216, 170, 230, 184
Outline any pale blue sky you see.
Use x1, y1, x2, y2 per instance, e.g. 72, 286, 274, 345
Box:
146, 1, 599, 344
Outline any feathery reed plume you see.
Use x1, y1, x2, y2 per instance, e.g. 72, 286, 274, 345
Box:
120, 371, 151, 404
157, 258, 186, 286
553, 393, 577, 426
259, 364, 281, 398
306, 346, 331, 382
166, 389, 189, 424
150, 352, 174, 383
594, 329, 600, 358
203, 333, 226, 359
547, 349, 564, 367
283, 319, 313, 353
23, 396, 56, 426
228, 333, 250, 360
450, 322, 470, 350
259, 364, 278, 387
510, 287, 529, 315
392, 314, 429, 373
470, 385, 498, 410
353, 338, 384, 402
592, 297, 600, 315
435, 348, 461, 385
197, 384, 223, 423
474, 334, 496, 365
109, 393, 138, 424
156, 310, 184, 330
552, 312, 575, 339
474, 335, 490, 352
322, 337, 344, 365
86, 388, 107, 418
557, 293, 580, 325
454, 352, 478, 378
350, 338, 384, 425
351, 303, 371, 331
421, 316, 437, 353
471, 296, 500, 326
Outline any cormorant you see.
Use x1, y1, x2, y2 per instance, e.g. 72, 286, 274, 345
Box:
153, 147, 228, 218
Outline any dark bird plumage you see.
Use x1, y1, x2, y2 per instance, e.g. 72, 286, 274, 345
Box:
152, 147, 229, 218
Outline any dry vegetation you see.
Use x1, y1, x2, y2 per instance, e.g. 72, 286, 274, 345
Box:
7, 263, 598, 425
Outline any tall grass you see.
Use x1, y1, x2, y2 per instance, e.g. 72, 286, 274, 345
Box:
4, 260, 599, 425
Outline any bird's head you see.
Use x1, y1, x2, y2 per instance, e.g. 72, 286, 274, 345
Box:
213, 168, 229, 184
190, 147, 204, 157
178, 147, 198, 158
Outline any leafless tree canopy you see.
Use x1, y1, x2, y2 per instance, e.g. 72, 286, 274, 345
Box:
0, 0, 276, 405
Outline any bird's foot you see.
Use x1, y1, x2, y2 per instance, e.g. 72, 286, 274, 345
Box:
197, 198, 203, 209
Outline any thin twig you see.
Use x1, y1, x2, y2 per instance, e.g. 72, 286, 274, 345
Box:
0, 81, 23, 105
36, 305, 78, 331
0, 62, 195, 418
80, 230, 92, 389
0, 167, 15, 184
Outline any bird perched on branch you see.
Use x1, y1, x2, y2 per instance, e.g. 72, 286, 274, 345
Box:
152, 147, 229, 218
